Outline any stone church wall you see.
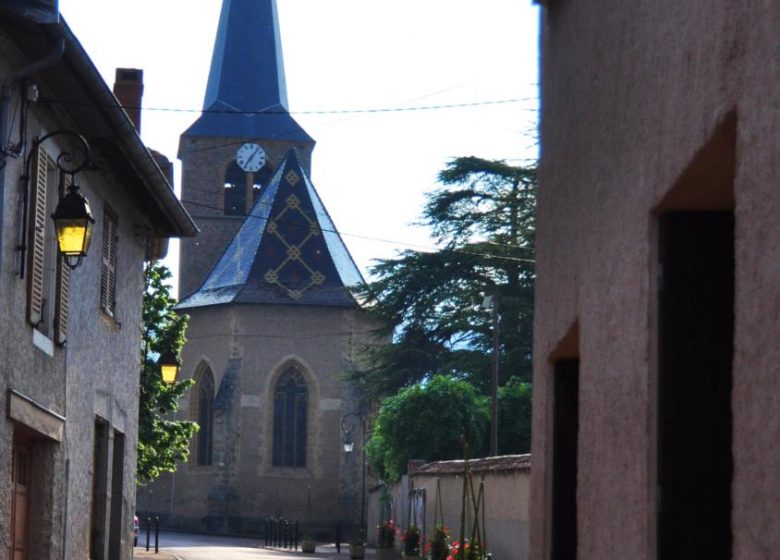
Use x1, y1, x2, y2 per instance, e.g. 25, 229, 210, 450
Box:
138, 302, 376, 537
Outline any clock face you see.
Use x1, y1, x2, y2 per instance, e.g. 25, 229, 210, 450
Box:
236, 143, 266, 172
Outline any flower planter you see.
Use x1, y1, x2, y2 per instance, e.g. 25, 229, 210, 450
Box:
378, 548, 396, 560
402, 555, 421, 560
350, 543, 366, 559
301, 538, 316, 553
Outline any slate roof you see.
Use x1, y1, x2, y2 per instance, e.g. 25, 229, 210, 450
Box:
182, 0, 313, 143
178, 149, 364, 309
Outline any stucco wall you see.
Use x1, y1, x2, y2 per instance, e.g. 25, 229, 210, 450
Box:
531, 2, 779, 559
0, 38, 169, 560
368, 458, 531, 560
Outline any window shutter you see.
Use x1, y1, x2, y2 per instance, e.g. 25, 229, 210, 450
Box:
54, 257, 69, 345
27, 146, 48, 326
100, 209, 118, 317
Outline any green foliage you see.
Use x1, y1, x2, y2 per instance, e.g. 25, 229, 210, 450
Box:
350, 157, 536, 400
367, 376, 489, 481
498, 377, 533, 454
137, 262, 197, 484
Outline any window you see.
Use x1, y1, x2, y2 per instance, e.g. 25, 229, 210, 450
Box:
272, 366, 308, 468
27, 144, 69, 345
195, 367, 214, 466
223, 161, 274, 216
99, 206, 118, 317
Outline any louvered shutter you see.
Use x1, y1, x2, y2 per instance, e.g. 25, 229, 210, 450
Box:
54, 176, 70, 345
27, 146, 48, 326
54, 257, 69, 345
100, 209, 118, 317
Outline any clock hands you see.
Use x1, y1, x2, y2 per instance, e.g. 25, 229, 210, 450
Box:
237, 143, 265, 172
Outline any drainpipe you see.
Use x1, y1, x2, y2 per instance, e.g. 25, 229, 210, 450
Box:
0, 36, 65, 264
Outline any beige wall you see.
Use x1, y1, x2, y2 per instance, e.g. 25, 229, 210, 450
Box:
531, 2, 780, 559
368, 460, 531, 560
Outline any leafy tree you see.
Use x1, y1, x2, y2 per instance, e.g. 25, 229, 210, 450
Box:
367, 375, 490, 481
137, 262, 197, 484
352, 156, 536, 399
498, 377, 532, 454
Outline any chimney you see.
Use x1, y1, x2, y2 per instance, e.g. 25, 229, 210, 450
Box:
113, 68, 144, 133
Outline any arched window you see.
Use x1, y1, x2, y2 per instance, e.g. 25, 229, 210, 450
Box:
195, 368, 215, 466
272, 367, 308, 467
224, 162, 246, 216
224, 161, 275, 216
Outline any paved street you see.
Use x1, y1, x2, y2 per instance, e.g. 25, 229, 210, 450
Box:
133, 531, 373, 560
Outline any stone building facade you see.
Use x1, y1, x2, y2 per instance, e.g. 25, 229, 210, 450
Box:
136, 0, 376, 536
530, 1, 779, 559
0, 5, 196, 560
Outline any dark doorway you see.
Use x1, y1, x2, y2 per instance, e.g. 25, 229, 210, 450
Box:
90, 419, 110, 560
108, 431, 125, 557
658, 211, 733, 559
10, 434, 32, 560
551, 358, 579, 560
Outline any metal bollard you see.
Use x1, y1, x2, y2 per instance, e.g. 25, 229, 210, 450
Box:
294, 521, 299, 551
146, 517, 152, 551
155, 516, 160, 553
335, 521, 341, 554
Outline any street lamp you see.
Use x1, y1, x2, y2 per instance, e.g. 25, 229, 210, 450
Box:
341, 412, 367, 543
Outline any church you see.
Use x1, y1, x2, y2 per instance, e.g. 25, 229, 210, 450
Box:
137, 0, 375, 536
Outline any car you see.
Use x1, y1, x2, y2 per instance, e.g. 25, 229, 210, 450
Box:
133, 514, 140, 546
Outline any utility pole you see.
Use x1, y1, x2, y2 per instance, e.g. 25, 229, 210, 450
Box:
484, 294, 500, 456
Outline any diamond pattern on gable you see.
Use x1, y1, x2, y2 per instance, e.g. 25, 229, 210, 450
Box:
285, 170, 300, 186
176, 149, 363, 310
262, 186, 328, 299
286, 194, 300, 209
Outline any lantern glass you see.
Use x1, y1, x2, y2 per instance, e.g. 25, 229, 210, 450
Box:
343, 438, 355, 453
55, 218, 93, 256
161, 363, 179, 384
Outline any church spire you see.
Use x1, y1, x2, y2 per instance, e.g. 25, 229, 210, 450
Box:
204, 0, 287, 112
182, 0, 313, 143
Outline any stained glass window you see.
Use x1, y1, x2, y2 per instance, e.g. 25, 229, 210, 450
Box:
196, 368, 215, 466
272, 367, 308, 467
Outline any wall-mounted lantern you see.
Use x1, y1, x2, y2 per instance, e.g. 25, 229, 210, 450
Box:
159, 349, 180, 384
52, 182, 94, 269
21, 130, 94, 275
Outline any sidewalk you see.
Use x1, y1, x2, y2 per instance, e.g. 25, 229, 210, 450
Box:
133, 549, 181, 560
132, 541, 375, 560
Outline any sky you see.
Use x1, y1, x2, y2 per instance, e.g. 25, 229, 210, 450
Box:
58, 0, 540, 296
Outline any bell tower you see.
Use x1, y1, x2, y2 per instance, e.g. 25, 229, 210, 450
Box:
177, 0, 315, 297
137, 0, 376, 537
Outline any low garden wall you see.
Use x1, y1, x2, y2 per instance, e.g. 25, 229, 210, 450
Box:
367, 454, 531, 560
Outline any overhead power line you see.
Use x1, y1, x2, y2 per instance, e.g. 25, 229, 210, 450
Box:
180, 197, 535, 265
42, 95, 539, 117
